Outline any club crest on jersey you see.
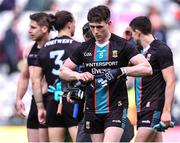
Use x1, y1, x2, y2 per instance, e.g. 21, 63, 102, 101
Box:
112, 50, 118, 58
86, 121, 90, 129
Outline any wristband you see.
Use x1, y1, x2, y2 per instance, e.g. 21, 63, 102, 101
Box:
120, 67, 127, 75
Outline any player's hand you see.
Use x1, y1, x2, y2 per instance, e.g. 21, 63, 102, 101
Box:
37, 103, 46, 124
15, 100, 26, 118
77, 72, 94, 82
160, 111, 172, 127
97, 68, 126, 87
153, 121, 175, 132
38, 108, 46, 125
153, 111, 175, 132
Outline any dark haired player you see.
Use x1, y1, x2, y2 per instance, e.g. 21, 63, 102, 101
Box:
15, 12, 53, 142
128, 16, 176, 142
60, 5, 152, 142
32, 10, 81, 142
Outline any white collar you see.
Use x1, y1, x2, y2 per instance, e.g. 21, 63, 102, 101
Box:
143, 45, 150, 54
96, 41, 109, 48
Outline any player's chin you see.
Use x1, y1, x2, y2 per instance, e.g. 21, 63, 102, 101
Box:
29, 36, 35, 41
95, 36, 102, 41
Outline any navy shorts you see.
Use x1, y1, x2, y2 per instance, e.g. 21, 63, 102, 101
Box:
137, 110, 162, 128
46, 94, 78, 128
84, 107, 127, 134
27, 93, 48, 129
76, 116, 134, 142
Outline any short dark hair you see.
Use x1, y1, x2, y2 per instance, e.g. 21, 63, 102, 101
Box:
129, 16, 152, 35
82, 23, 93, 39
50, 10, 74, 31
30, 12, 53, 32
87, 5, 110, 23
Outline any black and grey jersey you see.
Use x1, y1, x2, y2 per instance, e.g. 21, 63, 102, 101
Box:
35, 36, 81, 85
135, 40, 174, 112
27, 42, 40, 66
70, 33, 139, 114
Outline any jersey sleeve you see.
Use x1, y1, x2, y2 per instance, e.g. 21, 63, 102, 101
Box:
34, 48, 44, 67
70, 44, 83, 66
124, 42, 140, 61
157, 46, 174, 70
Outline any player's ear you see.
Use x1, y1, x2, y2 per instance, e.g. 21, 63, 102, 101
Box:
135, 29, 141, 35
107, 20, 112, 26
42, 26, 48, 33
67, 21, 73, 29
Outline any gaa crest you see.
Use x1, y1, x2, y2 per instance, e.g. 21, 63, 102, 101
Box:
112, 50, 118, 58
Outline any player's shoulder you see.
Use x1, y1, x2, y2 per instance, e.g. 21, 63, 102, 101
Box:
151, 40, 171, 52
79, 38, 95, 49
24, 42, 36, 59
110, 33, 131, 48
110, 33, 127, 43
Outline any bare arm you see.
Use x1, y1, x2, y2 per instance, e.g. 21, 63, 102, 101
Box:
16, 59, 29, 101
125, 54, 152, 77
161, 66, 176, 125
60, 58, 94, 82
31, 66, 47, 124
31, 66, 44, 109
15, 49, 30, 118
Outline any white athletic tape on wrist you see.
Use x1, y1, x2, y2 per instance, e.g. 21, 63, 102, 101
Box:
120, 67, 127, 75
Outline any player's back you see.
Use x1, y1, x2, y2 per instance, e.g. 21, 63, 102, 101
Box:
37, 36, 81, 85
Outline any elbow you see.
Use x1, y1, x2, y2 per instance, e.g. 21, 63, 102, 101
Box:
147, 65, 153, 75
143, 63, 153, 76
31, 79, 37, 88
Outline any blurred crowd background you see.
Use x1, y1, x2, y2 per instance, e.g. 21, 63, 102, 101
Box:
0, 0, 180, 139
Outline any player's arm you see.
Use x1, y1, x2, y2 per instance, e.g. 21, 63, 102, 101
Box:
97, 54, 152, 87
161, 65, 176, 126
31, 66, 44, 108
126, 54, 153, 77
15, 49, 30, 118
31, 66, 46, 124
60, 58, 94, 82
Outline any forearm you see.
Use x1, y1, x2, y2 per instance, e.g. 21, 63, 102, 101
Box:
60, 66, 80, 81
163, 82, 175, 113
32, 79, 44, 108
16, 77, 29, 101
125, 63, 152, 77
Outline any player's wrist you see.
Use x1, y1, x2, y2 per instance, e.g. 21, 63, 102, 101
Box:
36, 102, 44, 109
75, 72, 81, 80
116, 67, 127, 77
120, 67, 127, 75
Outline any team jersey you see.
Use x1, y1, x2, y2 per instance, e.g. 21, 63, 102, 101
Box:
70, 33, 139, 114
27, 42, 40, 66
35, 36, 81, 85
135, 40, 174, 112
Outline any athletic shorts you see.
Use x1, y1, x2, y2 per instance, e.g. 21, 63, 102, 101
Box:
137, 110, 162, 128
84, 107, 127, 134
76, 116, 134, 142
46, 94, 78, 127
27, 93, 48, 129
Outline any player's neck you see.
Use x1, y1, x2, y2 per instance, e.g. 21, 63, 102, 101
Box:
96, 32, 111, 44
141, 34, 154, 49
58, 29, 72, 38
37, 35, 49, 48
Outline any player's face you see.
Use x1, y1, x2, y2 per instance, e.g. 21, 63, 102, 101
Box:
131, 28, 141, 45
89, 21, 110, 43
28, 20, 45, 41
